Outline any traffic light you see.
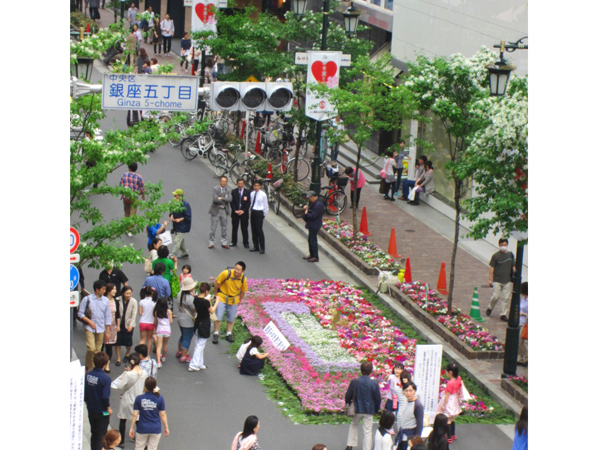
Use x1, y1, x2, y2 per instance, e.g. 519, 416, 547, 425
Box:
210, 82, 294, 112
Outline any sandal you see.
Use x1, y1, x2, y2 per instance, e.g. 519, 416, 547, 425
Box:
116, 361, 121, 366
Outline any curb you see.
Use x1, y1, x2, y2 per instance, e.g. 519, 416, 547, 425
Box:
501, 379, 528, 407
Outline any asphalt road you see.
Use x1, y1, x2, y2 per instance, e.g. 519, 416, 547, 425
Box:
72, 67, 516, 450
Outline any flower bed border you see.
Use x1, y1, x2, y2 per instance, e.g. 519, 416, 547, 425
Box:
501, 378, 528, 406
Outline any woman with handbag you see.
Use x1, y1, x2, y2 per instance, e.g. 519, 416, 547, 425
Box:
231, 415, 262, 450
409, 161, 434, 206
175, 278, 197, 363
102, 283, 121, 373
111, 353, 148, 446
434, 363, 462, 444
188, 282, 218, 371
382, 151, 397, 201
115, 286, 138, 366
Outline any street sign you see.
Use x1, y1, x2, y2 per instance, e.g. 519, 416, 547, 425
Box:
305, 51, 341, 121
70, 227, 80, 254
102, 74, 199, 112
245, 75, 259, 82
295, 52, 351, 67
70, 291, 80, 308
70, 265, 80, 291
70, 254, 81, 264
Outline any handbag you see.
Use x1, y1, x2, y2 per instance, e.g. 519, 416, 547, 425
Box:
379, 179, 387, 194
158, 230, 172, 246
521, 323, 528, 340
344, 379, 357, 417
380, 158, 392, 179
408, 186, 418, 201
459, 381, 471, 402
144, 253, 153, 274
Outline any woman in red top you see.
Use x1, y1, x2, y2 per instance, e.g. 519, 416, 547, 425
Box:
434, 363, 462, 443
344, 166, 366, 209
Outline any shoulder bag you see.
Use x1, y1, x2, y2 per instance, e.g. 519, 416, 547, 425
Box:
521, 322, 528, 340
144, 253, 153, 274
344, 379, 357, 417
119, 371, 143, 400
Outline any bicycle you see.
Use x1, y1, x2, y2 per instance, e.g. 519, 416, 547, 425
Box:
261, 177, 283, 216
278, 147, 310, 182
292, 177, 348, 217
180, 126, 227, 165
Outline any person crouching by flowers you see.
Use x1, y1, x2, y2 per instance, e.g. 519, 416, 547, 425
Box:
130, 377, 169, 450
231, 415, 261, 450
239, 336, 269, 376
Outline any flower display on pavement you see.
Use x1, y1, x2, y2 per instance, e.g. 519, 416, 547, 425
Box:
399, 281, 504, 351
322, 219, 400, 270
238, 278, 495, 416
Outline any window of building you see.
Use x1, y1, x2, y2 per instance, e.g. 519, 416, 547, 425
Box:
384, 0, 393, 10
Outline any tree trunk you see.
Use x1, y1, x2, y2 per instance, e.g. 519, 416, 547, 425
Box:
447, 176, 462, 314
352, 144, 362, 240
293, 121, 304, 183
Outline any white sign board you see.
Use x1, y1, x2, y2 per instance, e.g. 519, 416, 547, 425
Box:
102, 74, 199, 112
70, 360, 85, 450
70, 254, 81, 264
305, 51, 341, 121
184, 0, 193, 5
413, 344, 443, 425
295, 52, 351, 67
70, 291, 80, 308
192, 0, 218, 33
263, 321, 290, 351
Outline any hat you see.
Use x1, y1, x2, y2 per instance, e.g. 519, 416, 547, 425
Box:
172, 189, 184, 196
181, 278, 197, 292
305, 190, 317, 198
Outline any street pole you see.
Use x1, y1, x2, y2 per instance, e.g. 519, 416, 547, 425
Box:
120, 0, 125, 21
309, 0, 330, 194
200, 49, 206, 87
502, 240, 525, 377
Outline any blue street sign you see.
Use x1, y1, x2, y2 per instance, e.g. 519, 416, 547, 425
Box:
70, 264, 80, 291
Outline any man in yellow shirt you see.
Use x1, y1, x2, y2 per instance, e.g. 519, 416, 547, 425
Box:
212, 261, 248, 344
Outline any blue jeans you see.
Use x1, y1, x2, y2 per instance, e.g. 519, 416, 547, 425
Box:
178, 326, 194, 350
394, 427, 418, 450
402, 180, 416, 198
308, 229, 319, 259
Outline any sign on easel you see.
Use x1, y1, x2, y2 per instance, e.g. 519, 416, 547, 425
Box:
413, 344, 443, 425
263, 321, 290, 351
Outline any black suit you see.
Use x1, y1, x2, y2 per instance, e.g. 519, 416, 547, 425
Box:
230, 187, 251, 246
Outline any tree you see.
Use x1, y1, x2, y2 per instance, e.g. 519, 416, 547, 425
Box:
463, 76, 528, 241
70, 94, 177, 271
404, 47, 496, 312
313, 54, 420, 238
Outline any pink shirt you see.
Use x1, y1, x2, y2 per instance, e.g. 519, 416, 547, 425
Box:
349, 169, 366, 190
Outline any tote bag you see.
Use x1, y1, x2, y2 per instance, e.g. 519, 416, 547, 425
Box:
158, 230, 172, 246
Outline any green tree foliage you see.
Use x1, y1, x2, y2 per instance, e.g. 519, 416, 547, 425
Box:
463, 77, 528, 241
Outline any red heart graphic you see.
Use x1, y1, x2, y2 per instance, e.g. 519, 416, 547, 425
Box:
311, 61, 338, 83
195, 3, 216, 23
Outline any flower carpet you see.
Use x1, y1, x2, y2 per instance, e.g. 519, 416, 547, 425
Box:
238, 278, 496, 416
399, 281, 504, 351
322, 219, 400, 270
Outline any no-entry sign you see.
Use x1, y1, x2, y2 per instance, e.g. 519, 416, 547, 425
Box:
70, 227, 80, 254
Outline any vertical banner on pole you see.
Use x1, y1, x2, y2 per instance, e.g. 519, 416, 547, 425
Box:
192, 0, 218, 33
70, 360, 85, 450
413, 344, 443, 426
305, 51, 341, 121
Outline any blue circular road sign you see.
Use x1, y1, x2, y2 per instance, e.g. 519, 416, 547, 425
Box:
70, 264, 80, 291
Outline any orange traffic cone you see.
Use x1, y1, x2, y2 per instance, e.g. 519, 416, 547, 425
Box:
437, 262, 448, 295
240, 120, 245, 139
255, 131, 261, 155
359, 207, 372, 236
404, 257, 412, 283
267, 162, 273, 179
86, 23, 90, 33
387, 228, 401, 258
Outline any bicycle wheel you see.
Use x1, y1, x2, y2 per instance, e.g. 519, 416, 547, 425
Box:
274, 189, 281, 215
292, 198, 308, 218
287, 158, 310, 182
325, 190, 347, 215
265, 146, 283, 166
213, 163, 228, 178
168, 123, 185, 147
180, 138, 198, 160
210, 151, 227, 168
231, 162, 244, 182
208, 144, 224, 165
214, 117, 229, 135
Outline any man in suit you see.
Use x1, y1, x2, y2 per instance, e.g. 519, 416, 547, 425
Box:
344, 361, 381, 450
249, 180, 268, 254
230, 179, 251, 248
208, 176, 232, 249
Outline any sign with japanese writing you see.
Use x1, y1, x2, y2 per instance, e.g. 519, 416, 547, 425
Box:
192, 0, 217, 33
102, 74, 199, 112
305, 51, 341, 121
263, 321, 290, 351
296, 52, 351, 67
70, 360, 85, 450
413, 344, 443, 426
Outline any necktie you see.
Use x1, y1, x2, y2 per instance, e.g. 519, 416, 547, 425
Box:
251, 191, 257, 210
239, 189, 243, 209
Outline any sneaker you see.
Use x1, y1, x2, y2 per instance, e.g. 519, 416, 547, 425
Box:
180, 254, 189, 258
183, 355, 191, 363
127, 232, 132, 237
451, 435, 457, 441
212, 334, 219, 344
188, 366, 200, 372
161, 356, 165, 362
157, 362, 162, 369
485, 308, 492, 316
199, 365, 207, 370
226, 334, 234, 343
179, 356, 187, 363
175, 351, 182, 358
500, 315, 508, 322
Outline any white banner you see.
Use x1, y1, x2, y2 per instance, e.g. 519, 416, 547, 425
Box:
70, 360, 85, 450
413, 344, 443, 425
102, 74, 199, 112
305, 51, 341, 121
192, 0, 218, 33
263, 320, 290, 351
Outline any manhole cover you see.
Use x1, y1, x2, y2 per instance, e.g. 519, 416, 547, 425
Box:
405, 229, 416, 232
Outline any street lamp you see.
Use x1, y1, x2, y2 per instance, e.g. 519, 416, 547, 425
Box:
486, 36, 528, 96
71, 57, 95, 81
291, 0, 360, 193
342, 3, 361, 36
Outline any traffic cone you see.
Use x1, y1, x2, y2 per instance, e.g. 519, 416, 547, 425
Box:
240, 120, 245, 139
437, 262, 448, 295
86, 23, 90, 33
387, 228, 401, 258
255, 131, 261, 155
267, 162, 273, 179
359, 207, 372, 236
469, 286, 485, 322
404, 257, 412, 283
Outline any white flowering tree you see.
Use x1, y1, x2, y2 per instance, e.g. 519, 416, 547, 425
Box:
463, 76, 528, 240
405, 47, 496, 311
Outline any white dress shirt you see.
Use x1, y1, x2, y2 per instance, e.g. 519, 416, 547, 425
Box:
250, 190, 268, 216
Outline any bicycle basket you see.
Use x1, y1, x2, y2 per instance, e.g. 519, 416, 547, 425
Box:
266, 128, 282, 145
335, 177, 349, 188
213, 127, 227, 144
273, 178, 284, 190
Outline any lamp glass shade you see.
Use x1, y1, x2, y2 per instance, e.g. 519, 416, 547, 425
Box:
71, 57, 95, 81
342, 7, 361, 35
291, 0, 308, 16
487, 64, 514, 96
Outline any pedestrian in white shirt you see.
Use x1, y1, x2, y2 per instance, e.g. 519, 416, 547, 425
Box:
249, 180, 268, 254
161, 14, 175, 55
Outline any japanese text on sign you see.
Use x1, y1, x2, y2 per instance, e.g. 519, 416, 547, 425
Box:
102, 74, 199, 112
413, 344, 443, 425
263, 321, 290, 351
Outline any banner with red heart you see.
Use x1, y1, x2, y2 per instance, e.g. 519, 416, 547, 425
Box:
305, 51, 341, 121
310, 61, 338, 83
192, 0, 217, 32
195, 2, 215, 23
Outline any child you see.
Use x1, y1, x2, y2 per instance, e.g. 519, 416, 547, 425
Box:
153, 297, 173, 368
138, 286, 158, 351
236, 337, 252, 369
179, 265, 192, 288
385, 363, 404, 412
240, 336, 269, 376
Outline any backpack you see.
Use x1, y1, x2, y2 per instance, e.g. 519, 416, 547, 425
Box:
225, 268, 245, 285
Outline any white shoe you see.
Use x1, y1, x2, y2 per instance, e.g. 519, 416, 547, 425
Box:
127, 232, 132, 237
157, 362, 162, 369
188, 366, 200, 372
199, 365, 207, 370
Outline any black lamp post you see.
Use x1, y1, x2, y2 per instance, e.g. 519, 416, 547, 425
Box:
502, 231, 527, 378
71, 57, 95, 81
487, 36, 528, 96
291, 0, 360, 193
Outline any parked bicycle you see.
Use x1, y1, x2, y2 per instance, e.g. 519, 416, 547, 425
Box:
292, 176, 348, 217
